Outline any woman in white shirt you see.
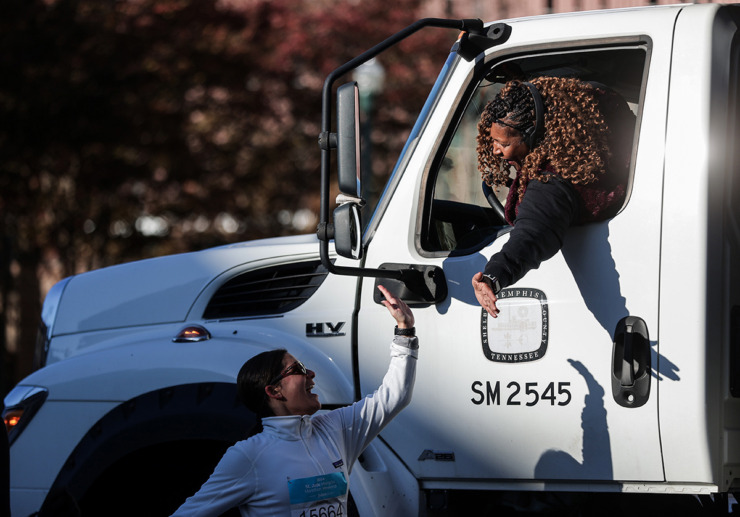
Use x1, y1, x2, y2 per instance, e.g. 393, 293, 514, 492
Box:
172, 284, 417, 517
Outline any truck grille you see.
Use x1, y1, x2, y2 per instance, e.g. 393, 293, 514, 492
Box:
203, 260, 329, 319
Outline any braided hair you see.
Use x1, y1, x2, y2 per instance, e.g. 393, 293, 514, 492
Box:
477, 77, 612, 203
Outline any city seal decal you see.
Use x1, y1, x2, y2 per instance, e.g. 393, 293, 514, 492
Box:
481, 288, 548, 363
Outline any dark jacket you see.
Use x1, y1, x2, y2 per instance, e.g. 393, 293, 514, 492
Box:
484, 176, 579, 288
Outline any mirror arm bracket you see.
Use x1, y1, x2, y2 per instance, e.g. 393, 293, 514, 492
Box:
317, 222, 334, 242
318, 131, 337, 151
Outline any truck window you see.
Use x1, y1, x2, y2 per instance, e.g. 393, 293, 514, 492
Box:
420, 46, 646, 254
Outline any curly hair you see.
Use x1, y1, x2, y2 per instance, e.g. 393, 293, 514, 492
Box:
477, 77, 612, 203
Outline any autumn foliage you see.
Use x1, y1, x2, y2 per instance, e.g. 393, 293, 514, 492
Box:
0, 0, 455, 387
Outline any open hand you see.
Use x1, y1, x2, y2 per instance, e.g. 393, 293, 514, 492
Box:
472, 272, 500, 318
377, 285, 415, 329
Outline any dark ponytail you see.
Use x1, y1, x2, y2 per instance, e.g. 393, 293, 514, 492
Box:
237, 348, 287, 437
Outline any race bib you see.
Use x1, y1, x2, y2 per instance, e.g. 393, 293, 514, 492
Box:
288, 472, 347, 517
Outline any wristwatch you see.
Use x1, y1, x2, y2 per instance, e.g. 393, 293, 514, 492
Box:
394, 326, 416, 337
482, 274, 501, 295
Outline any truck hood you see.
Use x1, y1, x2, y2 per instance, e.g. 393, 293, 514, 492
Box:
52, 234, 322, 335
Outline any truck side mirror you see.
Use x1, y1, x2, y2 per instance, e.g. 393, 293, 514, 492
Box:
333, 82, 364, 260
336, 82, 362, 196
333, 201, 363, 260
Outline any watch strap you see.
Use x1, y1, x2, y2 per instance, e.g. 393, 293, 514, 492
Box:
482, 274, 501, 295
394, 326, 416, 337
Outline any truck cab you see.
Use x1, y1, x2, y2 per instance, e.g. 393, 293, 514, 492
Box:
322, 1, 740, 511
5, 3, 740, 516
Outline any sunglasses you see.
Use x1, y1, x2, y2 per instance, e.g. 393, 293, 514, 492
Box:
269, 360, 308, 386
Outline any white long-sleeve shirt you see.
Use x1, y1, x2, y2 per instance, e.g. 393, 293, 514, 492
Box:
172, 336, 418, 517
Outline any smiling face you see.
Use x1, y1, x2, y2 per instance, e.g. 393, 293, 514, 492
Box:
266, 353, 321, 417
490, 121, 530, 169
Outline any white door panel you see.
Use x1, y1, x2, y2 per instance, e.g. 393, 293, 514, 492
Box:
359, 212, 663, 482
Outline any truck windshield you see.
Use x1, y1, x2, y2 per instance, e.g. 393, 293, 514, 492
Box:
363, 51, 461, 240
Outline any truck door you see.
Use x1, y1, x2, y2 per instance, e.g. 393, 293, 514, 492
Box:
355, 21, 676, 488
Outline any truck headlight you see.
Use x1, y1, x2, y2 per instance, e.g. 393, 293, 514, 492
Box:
3, 386, 48, 445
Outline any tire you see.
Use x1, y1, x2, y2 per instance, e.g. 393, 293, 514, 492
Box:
41, 383, 254, 516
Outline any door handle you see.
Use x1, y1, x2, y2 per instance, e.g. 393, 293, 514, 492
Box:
611, 316, 651, 408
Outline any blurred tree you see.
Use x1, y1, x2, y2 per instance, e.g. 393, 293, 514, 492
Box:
0, 0, 455, 388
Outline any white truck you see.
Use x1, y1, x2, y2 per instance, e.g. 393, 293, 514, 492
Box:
4, 2, 740, 515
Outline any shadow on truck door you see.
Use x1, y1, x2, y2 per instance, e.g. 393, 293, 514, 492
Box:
534, 359, 612, 481
561, 223, 680, 383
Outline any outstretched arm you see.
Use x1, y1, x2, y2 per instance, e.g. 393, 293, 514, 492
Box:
475, 177, 579, 317
324, 285, 418, 465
